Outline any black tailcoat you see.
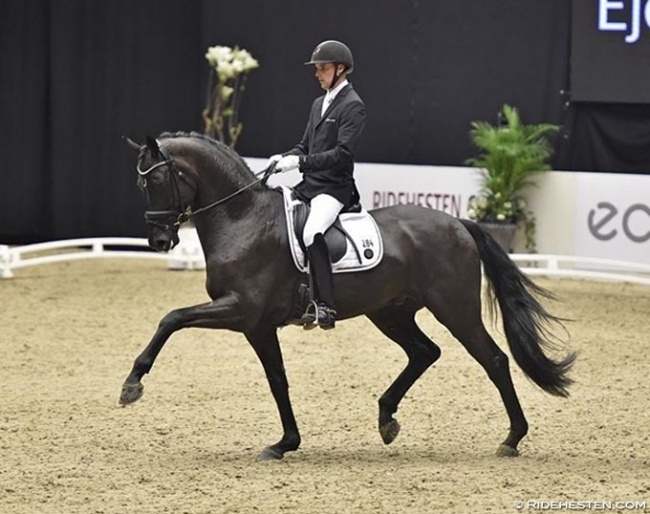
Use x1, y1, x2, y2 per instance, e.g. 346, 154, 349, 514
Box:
288, 84, 366, 208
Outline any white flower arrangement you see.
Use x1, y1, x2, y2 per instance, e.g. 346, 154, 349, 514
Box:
203, 45, 259, 148
467, 192, 528, 224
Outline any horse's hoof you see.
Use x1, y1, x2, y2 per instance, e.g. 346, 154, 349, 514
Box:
379, 419, 401, 445
258, 446, 284, 461
496, 444, 519, 457
119, 382, 144, 405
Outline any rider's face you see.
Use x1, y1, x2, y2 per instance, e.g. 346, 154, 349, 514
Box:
314, 63, 343, 90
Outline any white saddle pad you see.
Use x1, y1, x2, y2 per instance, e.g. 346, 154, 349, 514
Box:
279, 186, 384, 274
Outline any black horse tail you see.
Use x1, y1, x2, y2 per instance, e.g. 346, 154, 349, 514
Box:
460, 219, 576, 397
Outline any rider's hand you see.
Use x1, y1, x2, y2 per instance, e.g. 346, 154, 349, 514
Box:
267, 154, 283, 167
275, 155, 300, 173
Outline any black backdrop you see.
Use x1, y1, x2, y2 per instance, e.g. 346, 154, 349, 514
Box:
1, 0, 649, 243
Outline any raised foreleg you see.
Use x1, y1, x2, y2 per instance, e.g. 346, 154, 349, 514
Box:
119, 294, 243, 405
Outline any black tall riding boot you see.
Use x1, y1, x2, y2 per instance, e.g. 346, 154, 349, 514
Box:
304, 233, 336, 330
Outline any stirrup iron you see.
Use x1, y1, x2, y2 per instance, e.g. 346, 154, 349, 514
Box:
300, 300, 320, 330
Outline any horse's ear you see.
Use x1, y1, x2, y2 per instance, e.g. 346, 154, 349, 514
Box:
145, 135, 161, 157
122, 135, 142, 153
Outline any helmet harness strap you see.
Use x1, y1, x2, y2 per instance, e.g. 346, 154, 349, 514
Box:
329, 63, 344, 90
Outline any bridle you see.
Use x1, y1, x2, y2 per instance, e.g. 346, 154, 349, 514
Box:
137, 145, 193, 231
137, 143, 276, 231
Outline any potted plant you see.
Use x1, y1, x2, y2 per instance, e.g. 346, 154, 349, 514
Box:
465, 104, 560, 252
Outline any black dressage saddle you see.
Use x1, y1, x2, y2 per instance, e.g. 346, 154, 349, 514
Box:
291, 197, 362, 266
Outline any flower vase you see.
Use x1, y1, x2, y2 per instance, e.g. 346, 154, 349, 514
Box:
477, 222, 517, 253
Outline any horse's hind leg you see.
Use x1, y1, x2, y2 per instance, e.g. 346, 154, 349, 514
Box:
366, 304, 441, 445
432, 300, 528, 456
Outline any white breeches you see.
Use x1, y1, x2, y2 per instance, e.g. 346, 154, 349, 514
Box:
302, 193, 344, 247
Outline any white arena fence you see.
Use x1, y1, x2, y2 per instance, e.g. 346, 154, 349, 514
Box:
510, 254, 650, 287
0, 232, 205, 280
1, 234, 649, 286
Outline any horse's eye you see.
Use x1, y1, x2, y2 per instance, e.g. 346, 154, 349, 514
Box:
150, 169, 167, 185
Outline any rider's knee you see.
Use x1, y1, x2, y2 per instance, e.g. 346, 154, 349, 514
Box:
303, 230, 324, 248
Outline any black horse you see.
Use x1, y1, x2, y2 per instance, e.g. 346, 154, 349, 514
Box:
120, 131, 575, 460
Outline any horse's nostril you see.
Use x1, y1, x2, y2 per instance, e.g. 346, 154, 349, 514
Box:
149, 236, 170, 252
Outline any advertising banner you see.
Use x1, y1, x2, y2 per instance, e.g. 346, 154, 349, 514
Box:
355, 163, 480, 219
575, 173, 650, 263
571, 0, 650, 103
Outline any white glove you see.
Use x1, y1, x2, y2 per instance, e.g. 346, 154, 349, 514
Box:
267, 154, 283, 167
275, 155, 300, 173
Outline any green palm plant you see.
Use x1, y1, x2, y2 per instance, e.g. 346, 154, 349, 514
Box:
465, 104, 560, 250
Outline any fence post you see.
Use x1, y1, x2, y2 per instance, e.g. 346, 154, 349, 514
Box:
0, 245, 14, 279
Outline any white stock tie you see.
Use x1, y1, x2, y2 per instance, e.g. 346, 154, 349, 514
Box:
321, 95, 332, 117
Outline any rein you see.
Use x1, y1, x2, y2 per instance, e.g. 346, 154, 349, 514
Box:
182, 163, 277, 221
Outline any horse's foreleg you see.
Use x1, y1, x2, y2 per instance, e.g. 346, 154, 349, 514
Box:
245, 328, 301, 461
366, 306, 441, 445
119, 294, 243, 405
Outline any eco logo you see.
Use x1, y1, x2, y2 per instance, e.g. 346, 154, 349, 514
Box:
588, 201, 650, 242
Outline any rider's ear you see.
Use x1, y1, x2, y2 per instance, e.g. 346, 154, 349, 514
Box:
145, 135, 161, 157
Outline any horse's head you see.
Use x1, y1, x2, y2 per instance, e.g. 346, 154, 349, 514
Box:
126, 136, 197, 252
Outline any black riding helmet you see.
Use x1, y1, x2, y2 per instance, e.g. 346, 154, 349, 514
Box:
305, 40, 354, 90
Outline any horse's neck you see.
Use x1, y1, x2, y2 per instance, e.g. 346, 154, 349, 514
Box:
193, 187, 284, 259
180, 141, 285, 258
194, 161, 252, 210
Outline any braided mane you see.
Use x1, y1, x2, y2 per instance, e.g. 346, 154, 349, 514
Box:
158, 131, 257, 182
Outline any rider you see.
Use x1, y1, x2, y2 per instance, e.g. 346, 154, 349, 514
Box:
270, 40, 366, 330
